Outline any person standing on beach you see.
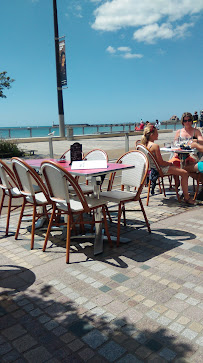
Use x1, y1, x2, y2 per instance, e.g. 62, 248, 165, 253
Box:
193, 111, 198, 128
155, 119, 160, 130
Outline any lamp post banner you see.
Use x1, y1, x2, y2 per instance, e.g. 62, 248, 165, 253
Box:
59, 39, 67, 86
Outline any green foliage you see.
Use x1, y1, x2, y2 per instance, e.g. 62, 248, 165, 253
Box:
0, 139, 24, 158
0, 71, 15, 98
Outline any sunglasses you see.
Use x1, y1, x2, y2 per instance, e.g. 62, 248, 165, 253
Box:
183, 119, 192, 123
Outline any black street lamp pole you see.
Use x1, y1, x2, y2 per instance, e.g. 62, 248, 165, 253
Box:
53, 0, 65, 137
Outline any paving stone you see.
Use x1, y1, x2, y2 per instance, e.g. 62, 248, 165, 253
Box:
82, 329, 108, 349
98, 340, 126, 362
2, 324, 27, 340
12, 334, 37, 353
159, 347, 177, 361
24, 346, 52, 362
117, 353, 143, 362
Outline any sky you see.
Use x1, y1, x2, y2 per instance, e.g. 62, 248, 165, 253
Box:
1, 0, 203, 127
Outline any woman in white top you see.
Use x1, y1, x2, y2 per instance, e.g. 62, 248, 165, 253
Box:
170, 112, 203, 167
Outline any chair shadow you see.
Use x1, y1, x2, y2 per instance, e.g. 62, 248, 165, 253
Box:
34, 221, 196, 269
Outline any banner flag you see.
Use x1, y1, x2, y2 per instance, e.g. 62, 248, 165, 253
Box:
59, 39, 67, 86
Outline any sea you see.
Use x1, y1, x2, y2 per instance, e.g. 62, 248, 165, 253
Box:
0, 122, 182, 139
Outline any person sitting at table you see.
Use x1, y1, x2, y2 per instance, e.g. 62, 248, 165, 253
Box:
170, 112, 203, 167
141, 124, 195, 204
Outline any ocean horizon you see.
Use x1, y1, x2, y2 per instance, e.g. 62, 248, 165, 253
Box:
0, 122, 181, 139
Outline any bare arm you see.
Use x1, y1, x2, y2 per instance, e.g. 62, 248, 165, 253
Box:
190, 141, 203, 152
150, 144, 171, 167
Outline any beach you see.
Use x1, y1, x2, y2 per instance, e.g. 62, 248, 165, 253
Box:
18, 130, 175, 161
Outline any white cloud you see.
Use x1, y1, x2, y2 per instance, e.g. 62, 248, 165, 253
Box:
92, 0, 203, 43
106, 45, 143, 59
133, 22, 194, 43
122, 52, 143, 59
117, 46, 131, 52
106, 46, 116, 53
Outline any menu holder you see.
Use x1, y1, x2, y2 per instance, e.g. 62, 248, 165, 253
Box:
70, 142, 82, 165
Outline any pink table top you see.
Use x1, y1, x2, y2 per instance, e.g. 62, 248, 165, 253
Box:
25, 159, 134, 176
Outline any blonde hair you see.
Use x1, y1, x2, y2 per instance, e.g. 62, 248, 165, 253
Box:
141, 124, 156, 146
181, 112, 193, 126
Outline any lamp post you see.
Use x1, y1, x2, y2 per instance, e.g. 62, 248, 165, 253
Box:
53, 0, 65, 137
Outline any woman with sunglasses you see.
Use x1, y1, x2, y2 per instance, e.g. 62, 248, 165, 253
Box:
170, 112, 203, 167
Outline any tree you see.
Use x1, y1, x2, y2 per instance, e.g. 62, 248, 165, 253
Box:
0, 71, 15, 98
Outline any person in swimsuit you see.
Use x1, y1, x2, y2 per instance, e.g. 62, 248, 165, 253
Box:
170, 112, 203, 167
141, 124, 195, 204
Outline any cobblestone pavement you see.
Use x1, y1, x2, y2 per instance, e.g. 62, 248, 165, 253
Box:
0, 180, 203, 362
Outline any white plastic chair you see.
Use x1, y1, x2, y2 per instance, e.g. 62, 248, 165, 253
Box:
11, 157, 51, 249
0, 159, 23, 235
136, 144, 180, 205
101, 150, 151, 246
41, 160, 112, 263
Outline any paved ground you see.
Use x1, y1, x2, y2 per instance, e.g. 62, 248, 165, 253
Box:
0, 175, 203, 362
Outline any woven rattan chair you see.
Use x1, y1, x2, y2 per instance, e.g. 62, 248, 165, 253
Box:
0, 159, 24, 235
11, 157, 51, 249
137, 144, 180, 205
101, 150, 151, 246
41, 160, 112, 263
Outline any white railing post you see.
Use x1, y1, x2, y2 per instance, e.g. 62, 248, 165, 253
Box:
125, 133, 129, 152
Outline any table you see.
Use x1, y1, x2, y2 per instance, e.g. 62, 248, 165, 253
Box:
25, 159, 135, 254
161, 147, 196, 168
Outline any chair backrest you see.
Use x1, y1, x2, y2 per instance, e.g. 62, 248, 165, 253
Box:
83, 149, 108, 161
11, 157, 49, 200
136, 144, 162, 174
41, 161, 90, 213
0, 159, 19, 191
60, 149, 71, 161
135, 140, 141, 149
108, 150, 149, 195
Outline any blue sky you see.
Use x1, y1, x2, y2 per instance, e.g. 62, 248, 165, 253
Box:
1, 0, 203, 127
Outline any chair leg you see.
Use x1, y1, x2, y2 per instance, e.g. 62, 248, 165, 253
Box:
146, 180, 151, 206
105, 205, 112, 223
139, 198, 151, 233
66, 215, 71, 264
193, 178, 200, 201
122, 204, 126, 226
102, 206, 112, 247
5, 195, 12, 236
117, 204, 122, 247
30, 206, 36, 250
43, 205, 56, 252
15, 198, 26, 240
161, 177, 166, 197
0, 190, 5, 217
158, 178, 162, 194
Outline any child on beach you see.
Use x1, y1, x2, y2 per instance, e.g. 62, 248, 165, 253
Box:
141, 124, 195, 205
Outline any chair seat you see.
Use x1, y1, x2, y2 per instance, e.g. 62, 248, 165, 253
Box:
56, 195, 109, 213
101, 190, 137, 203
6, 187, 22, 197
69, 185, 93, 195
26, 192, 48, 205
